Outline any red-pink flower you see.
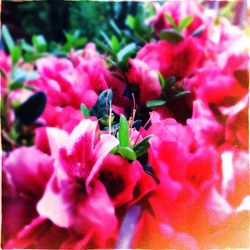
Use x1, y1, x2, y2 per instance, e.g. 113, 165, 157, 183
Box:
99, 154, 156, 207
127, 59, 162, 103
132, 38, 204, 80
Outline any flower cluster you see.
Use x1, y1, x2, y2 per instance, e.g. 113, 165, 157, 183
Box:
1, 1, 249, 249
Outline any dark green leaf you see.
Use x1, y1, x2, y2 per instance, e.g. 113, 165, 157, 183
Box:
117, 43, 136, 62
118, 147, 137, 161
146, 100, 166, 108
15, 91, 46, 125
100, 31, 112, 47
8, 82, 23, 90
89, 89, 113, 119
174, 90, 192, 99
11, 46, 22, 65
94, 39, 116, 57
133, 135, 152, 157
165, 14, 177, 29
80, 103, 89, 117
159, 29, 183, 43
2, 25, 15, 51
166, 76, 176, 87
177, 16, 193, 32
119, 114, 129, 147
110, 20, 122, 37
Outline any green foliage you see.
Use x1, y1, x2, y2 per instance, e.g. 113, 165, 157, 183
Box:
2, 24, 15, 51
117, 147, 137, 161
80, 103, 90, 117
15, 91, 46, 125
133, 135, 152, 158
89, 89, 113, 120
159, 29, 184, 43
146, 100, 166, 108
119, 114, 129, 147
177, 16, 193, 32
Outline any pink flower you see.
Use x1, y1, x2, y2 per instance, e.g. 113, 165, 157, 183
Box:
37, 119, 119, 247
2, 147, 54, 246
0, 50, 11, 96
187, 67, 246, 105
151, 0, 206, 38
40, 104, 84, 132
127, 59, 162, 103
187, 99, 224, 146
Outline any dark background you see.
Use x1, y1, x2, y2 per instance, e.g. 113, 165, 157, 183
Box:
2, 1, 143, 43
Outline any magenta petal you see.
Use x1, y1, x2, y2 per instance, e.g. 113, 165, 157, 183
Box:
74, 181, 118, 243
4, 216, 48, 249
85, 134, 119, 190
37, 174, 74, 228
4, 147, 54, 198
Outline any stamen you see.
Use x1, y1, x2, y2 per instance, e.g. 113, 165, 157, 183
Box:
143, 117, 151, 129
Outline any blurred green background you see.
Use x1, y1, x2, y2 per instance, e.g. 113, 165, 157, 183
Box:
2, 1, 144, 43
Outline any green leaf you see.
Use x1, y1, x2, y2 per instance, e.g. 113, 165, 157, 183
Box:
110, 146, 118, 154
75, 37, 88, 47
32, 35, 47, 53
119, 114, 129, 147
165, 14, 177, 29
80, 103, 90, 117
117, 43, 136, 62
94, 38, 116, 57
158, 72, 165, 90
20, 39, 34, 52
8, 82, 23, 90
2, 25, 15, 51
126, 15, 135, 29
133, 135, 152, 157
146, 100, 166, 108
174, 90, 192, 99
177, 16, 193, 32
159, 29, 183, 43
10, 127, 19, 141
100, 31, 112, 47
111, 35, 120, 53
11, 46, 22, 65
110, 20, 122, 37
118, 147, 137, 161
